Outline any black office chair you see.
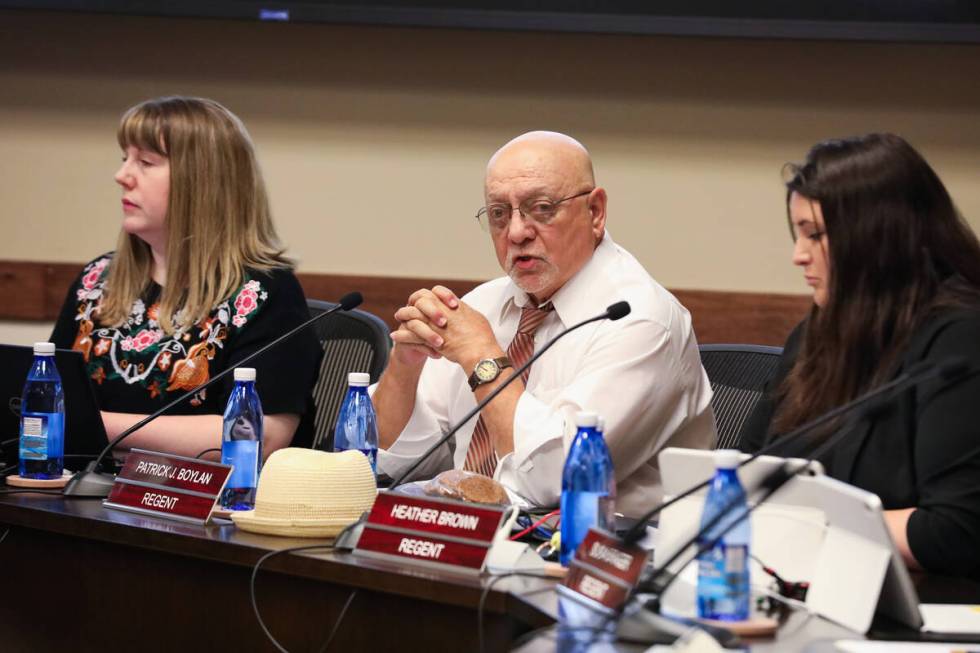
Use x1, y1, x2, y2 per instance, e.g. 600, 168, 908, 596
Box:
306, 299, 391, 451
698, 344, 782, 451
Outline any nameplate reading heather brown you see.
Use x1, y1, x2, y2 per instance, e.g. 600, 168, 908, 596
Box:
353, 491, 509, 574
558, 528, 649, 612
103, 449, 232, 525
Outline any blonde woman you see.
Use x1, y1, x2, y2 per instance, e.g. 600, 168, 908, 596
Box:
51, 96, 320, 459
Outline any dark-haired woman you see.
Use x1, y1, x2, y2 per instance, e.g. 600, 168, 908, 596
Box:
741, 133, 980, 579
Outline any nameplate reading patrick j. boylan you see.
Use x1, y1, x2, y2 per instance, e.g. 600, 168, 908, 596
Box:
354, 492, 508, 574
103, 449, 232, 524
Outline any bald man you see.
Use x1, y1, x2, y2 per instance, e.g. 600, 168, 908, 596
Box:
373, 131, 715, 517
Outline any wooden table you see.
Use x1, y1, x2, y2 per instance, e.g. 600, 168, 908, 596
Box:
0, 493, 557, 652
3, 492, 977, 652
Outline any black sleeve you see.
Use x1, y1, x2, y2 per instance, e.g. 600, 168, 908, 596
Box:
218, 268, 321, 418
738, 322, 805, 453
906, 312, 980, 576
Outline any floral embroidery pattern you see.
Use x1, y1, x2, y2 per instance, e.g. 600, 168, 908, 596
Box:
77, 258, 108, 301
69, 256, 269, 402
233, 279, 262, 327
120, 328, 163, 352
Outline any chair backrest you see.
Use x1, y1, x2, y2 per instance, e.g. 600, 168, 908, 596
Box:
698, 344, 782, 450
306, 299, 391, 451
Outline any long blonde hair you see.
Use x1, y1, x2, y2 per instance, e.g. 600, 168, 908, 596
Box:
100, 96, 291, 334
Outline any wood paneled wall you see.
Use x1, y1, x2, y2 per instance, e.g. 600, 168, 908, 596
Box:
0, 260, 811, 346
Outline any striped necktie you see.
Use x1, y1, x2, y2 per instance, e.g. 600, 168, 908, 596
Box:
463, 303, 554, 478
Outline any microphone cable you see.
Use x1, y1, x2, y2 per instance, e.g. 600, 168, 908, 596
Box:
476, 569, 554, 653
250, 542, 346, 653
249, 516, 369, 652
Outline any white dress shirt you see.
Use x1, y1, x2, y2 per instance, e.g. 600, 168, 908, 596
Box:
376, 232, 716, 517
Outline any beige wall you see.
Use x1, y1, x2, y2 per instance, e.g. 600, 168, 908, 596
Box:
1, 9, 978, 316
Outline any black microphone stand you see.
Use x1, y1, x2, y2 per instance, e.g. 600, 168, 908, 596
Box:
62, 292, 363, 497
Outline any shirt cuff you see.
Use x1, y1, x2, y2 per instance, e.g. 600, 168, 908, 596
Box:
492, 391, 572, 508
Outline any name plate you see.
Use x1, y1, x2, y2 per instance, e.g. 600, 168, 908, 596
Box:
353, 491, 508, 574
104, 449, 233, 524
559, 528, 648, 612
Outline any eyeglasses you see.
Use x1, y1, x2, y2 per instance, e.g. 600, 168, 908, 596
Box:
475, 189, 594, 231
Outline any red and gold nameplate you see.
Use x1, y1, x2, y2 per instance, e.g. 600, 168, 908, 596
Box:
117, 450, 229, 495
354, 491, 508, 574
560, 528, 649, 612
103, 449, 232, 524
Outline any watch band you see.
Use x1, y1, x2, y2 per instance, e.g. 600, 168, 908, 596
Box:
467, 356, 513, 391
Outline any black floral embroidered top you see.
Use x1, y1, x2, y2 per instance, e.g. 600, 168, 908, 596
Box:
50, 254, 320, 447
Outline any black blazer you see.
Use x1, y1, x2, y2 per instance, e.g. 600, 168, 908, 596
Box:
740, 308, 980, 579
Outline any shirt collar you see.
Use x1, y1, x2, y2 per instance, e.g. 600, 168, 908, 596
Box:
498, 231, 615, 328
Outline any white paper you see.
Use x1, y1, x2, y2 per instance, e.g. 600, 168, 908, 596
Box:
920, 603, 980, 634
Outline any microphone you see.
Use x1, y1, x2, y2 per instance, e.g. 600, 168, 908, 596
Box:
388, 301, 631, 488
621, 355, 972, 546
606, 301, 631, 321
62, 291, 364, 497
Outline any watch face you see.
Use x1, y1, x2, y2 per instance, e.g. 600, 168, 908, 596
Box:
475, 359, 499, 382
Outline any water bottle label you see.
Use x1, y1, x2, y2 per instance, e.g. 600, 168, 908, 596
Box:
222, 440, 260, 489
697, 543, 750, 620
22, 416, 45, 437
20, 414, 61, 460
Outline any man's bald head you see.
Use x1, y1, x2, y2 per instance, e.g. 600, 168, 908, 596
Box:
482, 131, 607, 304
486, 131, 595, 192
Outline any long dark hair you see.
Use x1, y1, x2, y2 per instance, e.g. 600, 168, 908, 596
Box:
773, 133, 980, 433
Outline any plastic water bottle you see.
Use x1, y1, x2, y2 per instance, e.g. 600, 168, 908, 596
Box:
334, 372, 378, 474
560, 411, 615, 566
221, 367, 263, 510
696, 449, 751, 621
18, 342, 65, 479
593, 415, 617, 514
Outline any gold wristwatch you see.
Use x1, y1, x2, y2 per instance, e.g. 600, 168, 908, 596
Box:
467, 356, 512, 391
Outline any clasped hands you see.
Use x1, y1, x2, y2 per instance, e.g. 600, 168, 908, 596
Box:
391, 286, 501, 370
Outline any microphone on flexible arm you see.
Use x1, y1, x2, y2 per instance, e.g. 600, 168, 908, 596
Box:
620, 355, 971, 547
62, 291, 364, 498
387, 301, 632, 488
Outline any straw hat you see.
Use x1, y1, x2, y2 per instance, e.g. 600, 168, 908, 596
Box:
231, 448, 376, 538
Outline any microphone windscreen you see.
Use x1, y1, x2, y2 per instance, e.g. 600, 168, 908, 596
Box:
606, 301, 631, 321
339, 291, 364, 311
